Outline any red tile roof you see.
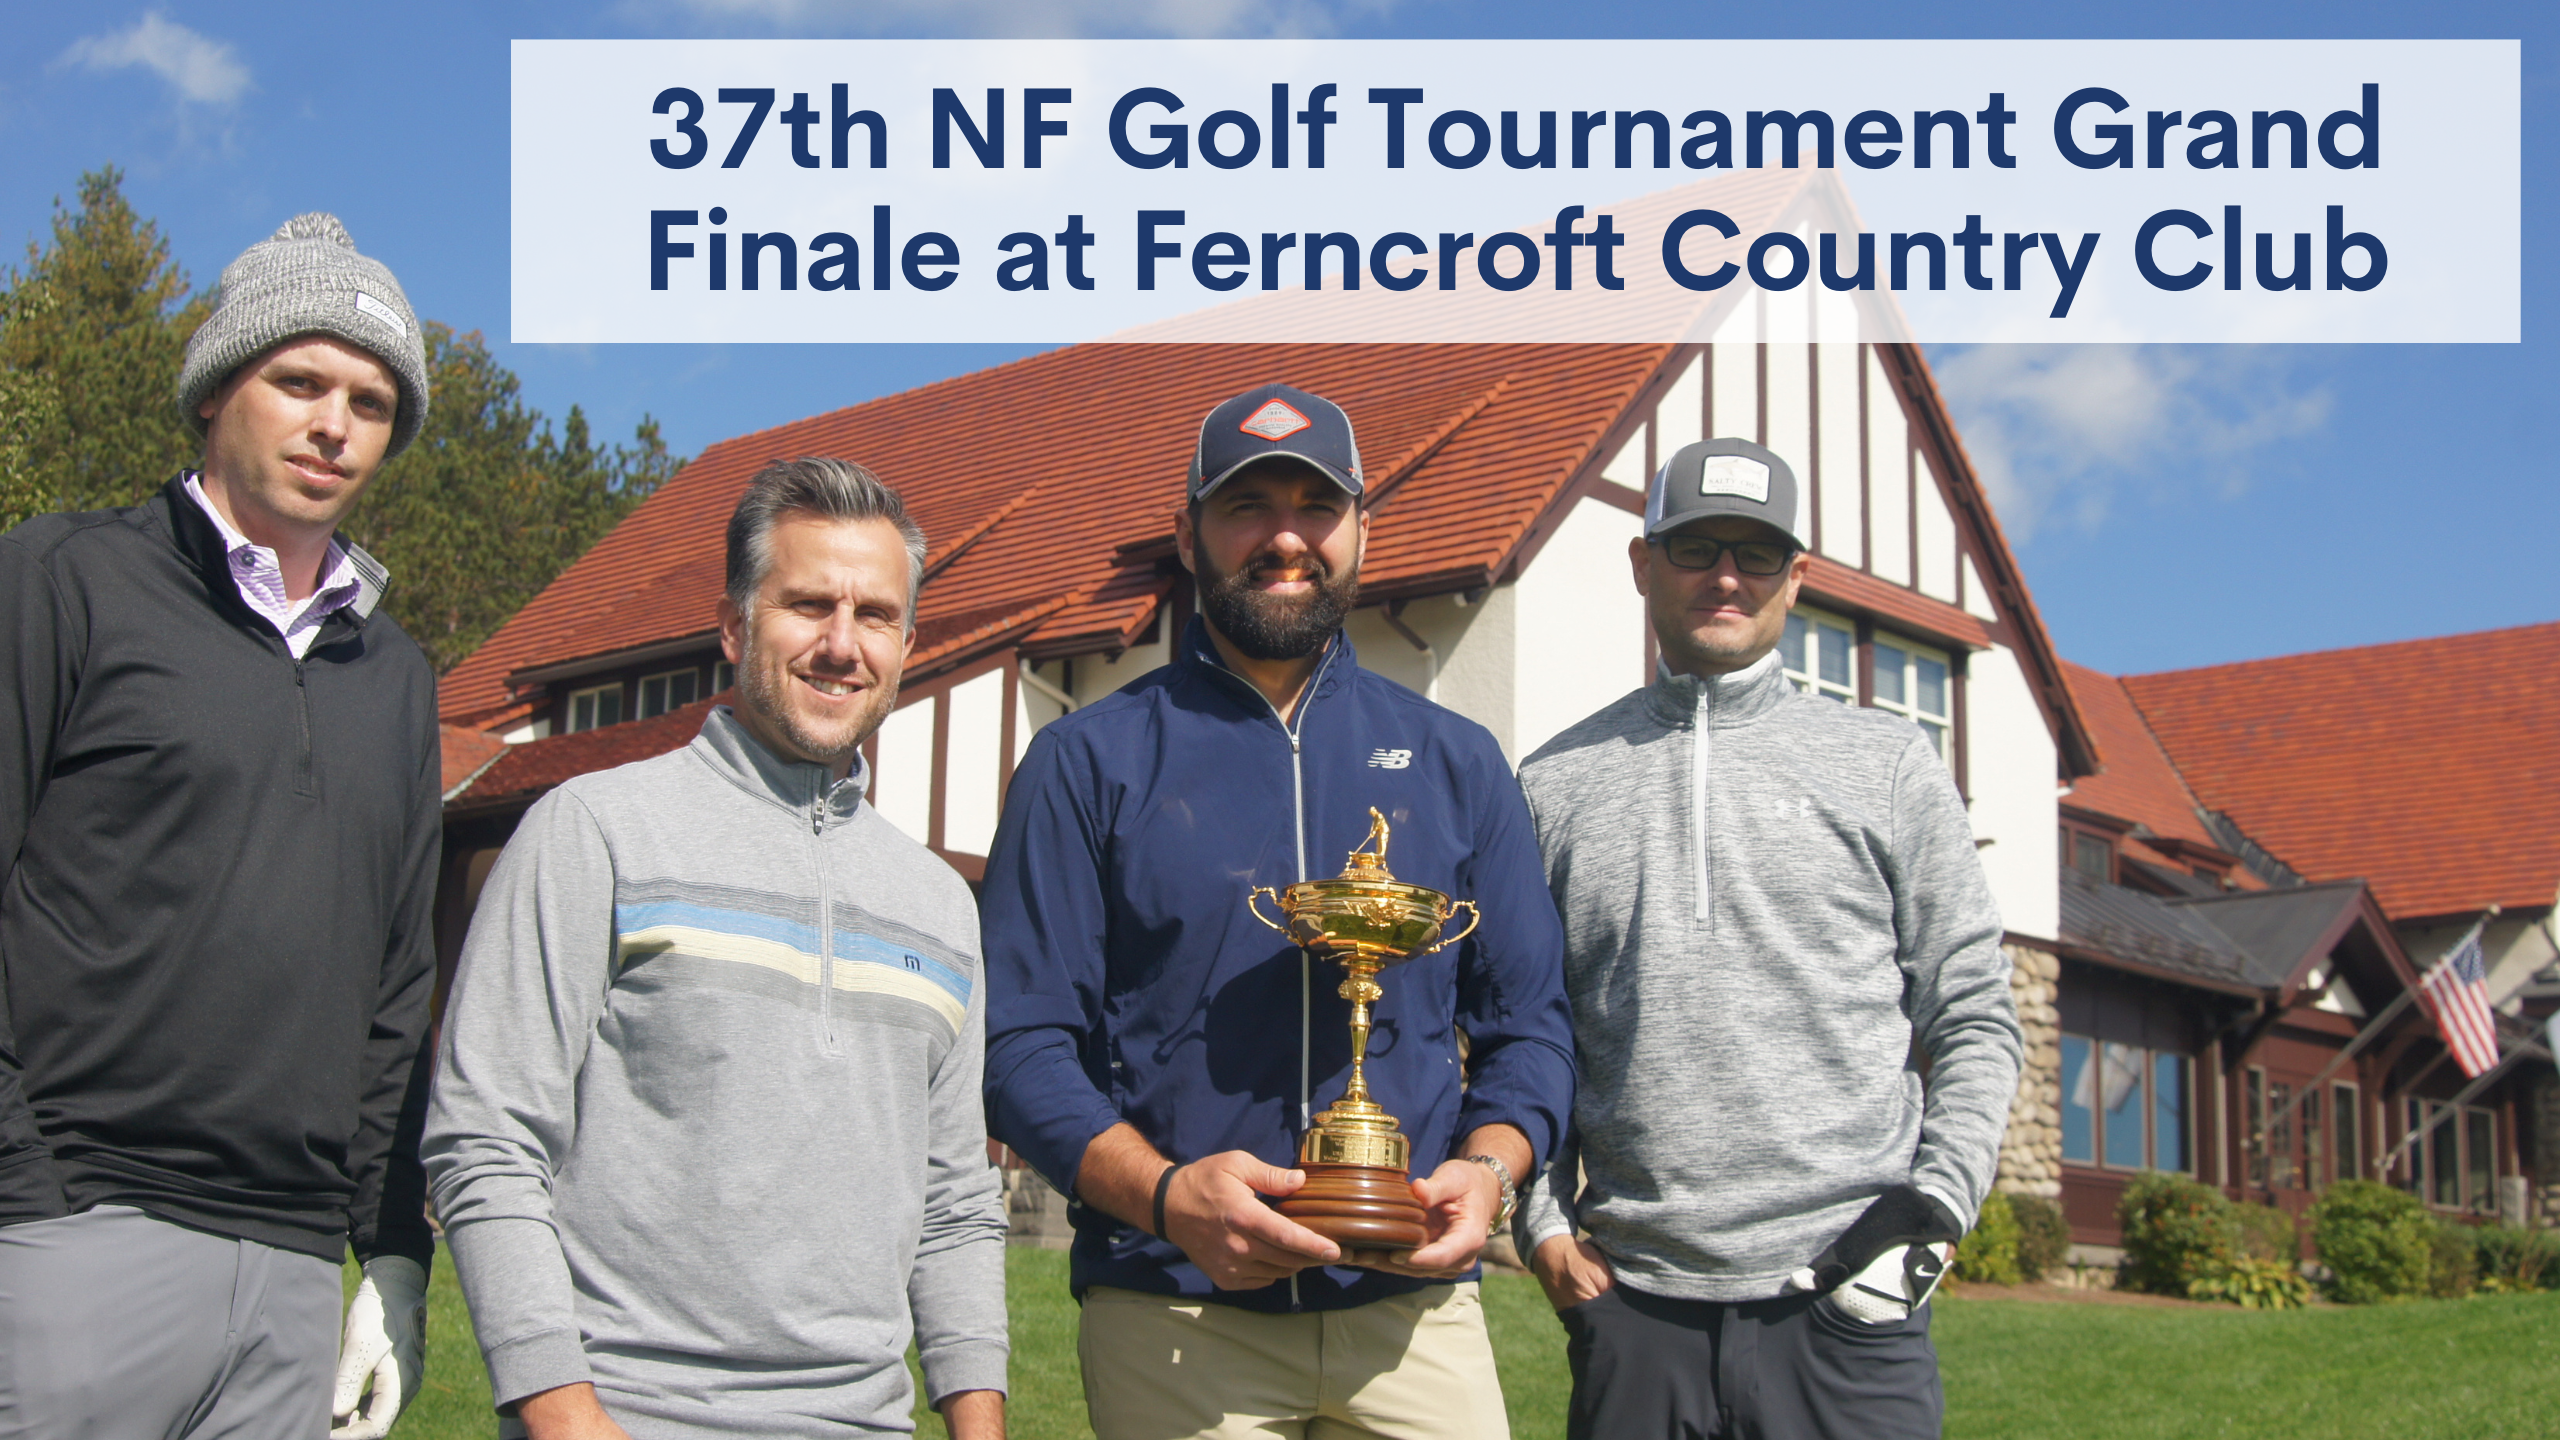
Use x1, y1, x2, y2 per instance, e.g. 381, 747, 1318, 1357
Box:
2122, 621, 2560, 919
445, 694, 729, 818
439, 725, 508, 799
2058, 659, 2251, 881
437, 342, 1681, 726
1804, 557, 1991, 652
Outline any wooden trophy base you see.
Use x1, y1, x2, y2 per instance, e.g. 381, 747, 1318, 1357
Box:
1277, 1163, 1428, 1262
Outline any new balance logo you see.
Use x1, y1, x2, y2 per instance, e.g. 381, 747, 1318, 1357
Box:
1368, 748, 1412, 769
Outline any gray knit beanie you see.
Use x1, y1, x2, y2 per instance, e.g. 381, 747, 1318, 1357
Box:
177, 213, 431, 459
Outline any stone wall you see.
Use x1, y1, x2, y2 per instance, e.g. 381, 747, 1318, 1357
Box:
1995, 943, 2064, 1200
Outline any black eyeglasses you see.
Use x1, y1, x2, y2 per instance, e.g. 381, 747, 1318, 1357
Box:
1655, 535, 1798, 576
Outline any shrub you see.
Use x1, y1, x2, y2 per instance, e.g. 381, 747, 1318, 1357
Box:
2117, 1171, 2236, 1296
2010, 1193, 2071, 1282
2310, 1180, 2434, 1303
1954, 1191, 2023, 1285
2187, 1254, 2312, 1309
2428, 1219, 2480, 1300
2232, 1201, 2301, 1263
2472, 1224, 2558, 1293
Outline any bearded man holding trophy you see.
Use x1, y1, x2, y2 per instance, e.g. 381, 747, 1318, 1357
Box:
980, 383, 1576, 1440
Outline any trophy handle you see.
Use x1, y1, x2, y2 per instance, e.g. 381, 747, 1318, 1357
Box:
1424, 899, 1482, 953
1246, 886, 1291, 936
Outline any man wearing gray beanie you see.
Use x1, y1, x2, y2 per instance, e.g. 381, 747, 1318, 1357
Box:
0, 213, 441, 1440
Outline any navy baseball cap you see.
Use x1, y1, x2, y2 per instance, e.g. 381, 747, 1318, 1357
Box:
1187, 383, 1364, 502
1645, 438, 1808, 551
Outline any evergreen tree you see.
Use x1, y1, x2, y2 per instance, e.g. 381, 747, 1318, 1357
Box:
0, 171, 681, 673
340, 323, 677, 672
0, 167, 205, 513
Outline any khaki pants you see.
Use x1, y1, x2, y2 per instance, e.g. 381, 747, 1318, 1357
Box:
1078, 1283, 1512, 1440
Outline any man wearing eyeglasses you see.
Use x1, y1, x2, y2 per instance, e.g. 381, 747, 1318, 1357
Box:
1510, 438, 2020, 1440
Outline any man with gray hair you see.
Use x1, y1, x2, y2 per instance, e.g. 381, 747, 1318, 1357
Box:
0, 212, 440, 1439
426, 459, 1009, 1440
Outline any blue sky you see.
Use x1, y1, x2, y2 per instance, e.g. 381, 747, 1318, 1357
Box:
1, 1, 2546, 675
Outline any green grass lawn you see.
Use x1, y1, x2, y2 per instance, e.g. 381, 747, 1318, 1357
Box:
372, 1247, 2560, 1438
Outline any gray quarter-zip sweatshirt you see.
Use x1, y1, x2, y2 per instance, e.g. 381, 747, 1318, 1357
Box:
425, 707, 1007, 1435
1513, 652, 2020, 1302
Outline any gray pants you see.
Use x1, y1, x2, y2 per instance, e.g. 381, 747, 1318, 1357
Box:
0, 1206, 340, 1440
1559, 1284, 1942, 1440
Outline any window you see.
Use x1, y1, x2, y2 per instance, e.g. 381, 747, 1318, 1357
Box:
1780, 610, 1856, 704
2333, 1082, 2361, 1183
2268, 1082, 2297, 1189
2400, 1100, 2502, 1212
2467, 1109, 2495, 1214
2154, 1050, 2189, 1173
567, 683, 623, 733
2067, 831, 2115, 883
1871, 637, 1953, 759
713, 660, 736, 693
2304, 1085, 2325, 1187
2061, 1035, 2095, 1163
2063, 1033, 2190, 1173
638, 667, 701, 720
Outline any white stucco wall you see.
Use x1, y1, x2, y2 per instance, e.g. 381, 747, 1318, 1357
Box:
870, 695, 935, 844
942, 667, 1006, 856
1963, 643, 2061, 942
1511, 495, 1648, 765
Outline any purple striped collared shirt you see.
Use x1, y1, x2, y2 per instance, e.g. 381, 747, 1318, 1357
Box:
185, 473, 363, 660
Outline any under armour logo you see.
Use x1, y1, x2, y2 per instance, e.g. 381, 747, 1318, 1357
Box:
1368, 748, 1412, 769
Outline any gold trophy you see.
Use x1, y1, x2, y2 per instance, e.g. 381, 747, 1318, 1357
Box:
1247, 809, 1480, 1260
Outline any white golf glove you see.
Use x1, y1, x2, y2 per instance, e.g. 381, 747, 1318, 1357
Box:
1824, 1240, 1954, 1324
332, 1255, 427, 1439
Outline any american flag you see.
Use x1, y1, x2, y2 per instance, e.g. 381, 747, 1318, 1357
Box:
2417, 930, 2500, 1079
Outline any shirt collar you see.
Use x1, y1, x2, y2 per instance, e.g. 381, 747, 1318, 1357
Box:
184, 473, 361, 604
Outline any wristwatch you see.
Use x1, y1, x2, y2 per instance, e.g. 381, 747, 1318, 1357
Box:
1462, 1154, 1517, 1235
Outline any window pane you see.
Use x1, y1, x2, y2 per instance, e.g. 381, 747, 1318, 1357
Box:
1920, 721, 1949, 761
2074, 834, 2112, 880
2334, 1085, 2360, 1182
1818, 624, 1852, 689
2154, 1052, 2188, 1173
2102, 1042, 2146, 1168
670, 670, 699, 707
570, 693, 595, 733
2466, 1110, 2494, 1212
597, 688, 623, 727
1915, 655, 1948, 718
714, 661, 736, 693
2304, 1086, 2324, 1186
2430, 1106, 2458, 1208
2269, 1083, 2295, 1188
2060, 1035, 2094, 1163
639, 676, 668, 719
1874, 643, 1907, 705
1781, 615, 1807, 674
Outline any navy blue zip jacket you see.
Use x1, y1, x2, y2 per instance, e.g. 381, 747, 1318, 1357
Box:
981, 617, 1575, 1313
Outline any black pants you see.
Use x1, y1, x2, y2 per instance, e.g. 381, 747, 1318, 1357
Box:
1558, 1284, 1942, 1440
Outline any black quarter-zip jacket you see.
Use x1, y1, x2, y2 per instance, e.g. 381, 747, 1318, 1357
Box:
0, 475, 439, 1267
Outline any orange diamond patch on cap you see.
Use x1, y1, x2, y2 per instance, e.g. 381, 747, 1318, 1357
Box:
1237, 399, 1312, 441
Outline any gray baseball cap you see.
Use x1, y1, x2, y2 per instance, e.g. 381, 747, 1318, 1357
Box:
1645, 438, 1807, 551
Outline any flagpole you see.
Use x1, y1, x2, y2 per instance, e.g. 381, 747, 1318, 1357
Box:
2256, 907, 2498, 1171
2373, 1037, 2552, 1178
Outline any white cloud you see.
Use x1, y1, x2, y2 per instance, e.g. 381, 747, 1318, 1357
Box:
627, 0, 1387, 38
1929, 345, 2331, 543
56, 12, 251, 105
